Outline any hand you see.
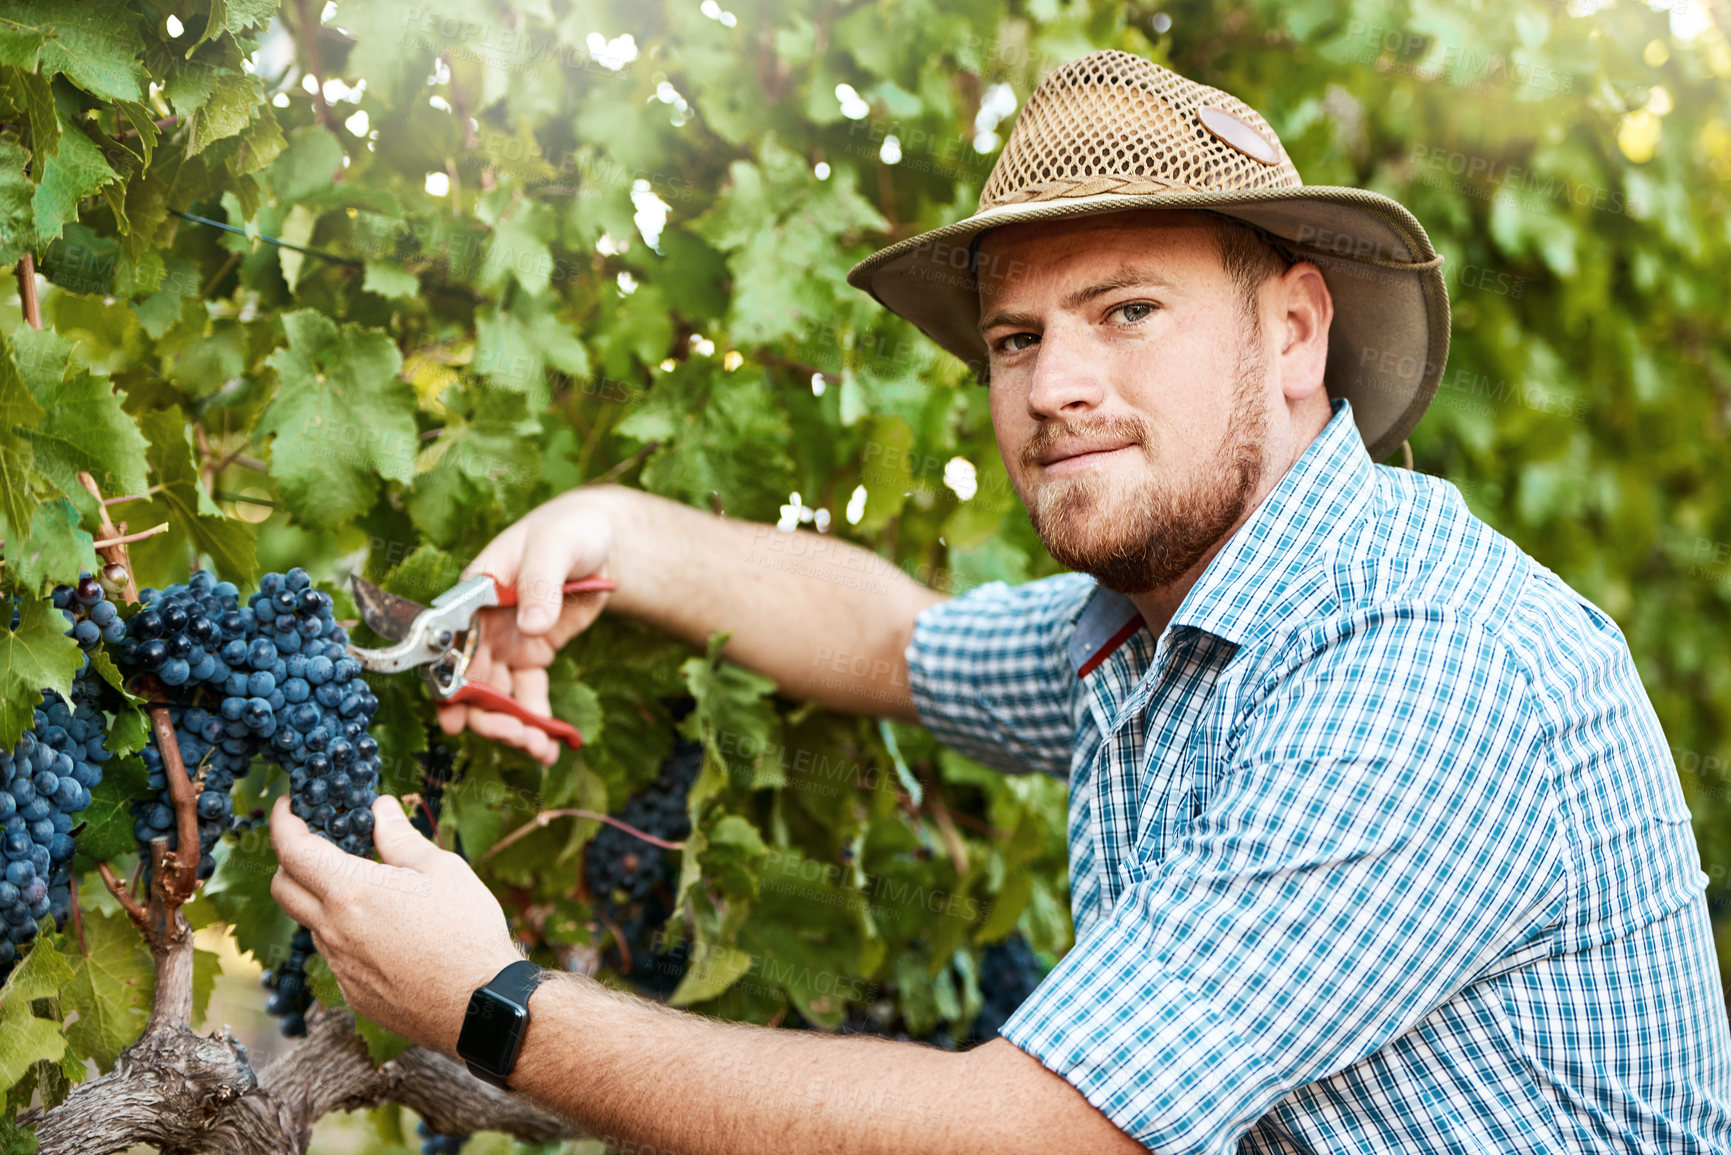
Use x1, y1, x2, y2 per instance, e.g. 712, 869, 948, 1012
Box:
436, 491, 617, 765
269, 795, 520, 1053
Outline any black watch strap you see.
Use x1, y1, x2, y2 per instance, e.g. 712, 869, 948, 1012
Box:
462, 959, 544, 1089
487, 958, 544, 1006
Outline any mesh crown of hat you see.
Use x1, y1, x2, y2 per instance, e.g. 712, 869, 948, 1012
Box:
979, 51, 1303, 211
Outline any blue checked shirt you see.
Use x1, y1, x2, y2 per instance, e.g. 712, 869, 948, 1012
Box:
906, 397, 1731, 1153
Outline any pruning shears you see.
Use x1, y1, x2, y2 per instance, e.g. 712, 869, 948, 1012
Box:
346, 573, 616, 750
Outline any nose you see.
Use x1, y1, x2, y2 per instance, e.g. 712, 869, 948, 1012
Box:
1023, 319, 1105, 420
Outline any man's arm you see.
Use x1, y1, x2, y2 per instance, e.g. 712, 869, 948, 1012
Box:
269, 797, 1145, 1155
598, 486, 945, 720
436, 485, 947, 762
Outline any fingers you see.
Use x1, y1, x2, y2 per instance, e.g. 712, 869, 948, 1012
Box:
370, 796, 445, 872
509, 666, 552, 720
270, 867, 323, 927
268, 795, 348, 901
515, 504, 612, 636
465, 704, 559, 766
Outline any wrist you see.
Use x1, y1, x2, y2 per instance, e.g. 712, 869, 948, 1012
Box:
456, 958, 547, 1088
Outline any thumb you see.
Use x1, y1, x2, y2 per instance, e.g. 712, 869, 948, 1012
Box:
515, 505, 612, 636
370, 796, 444, 872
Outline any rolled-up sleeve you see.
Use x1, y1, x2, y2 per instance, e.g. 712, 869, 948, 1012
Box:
903, 573, 1094, 778
1001, 603, 1571, 1153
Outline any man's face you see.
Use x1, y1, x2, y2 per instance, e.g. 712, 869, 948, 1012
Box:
976, 212, 1275, 596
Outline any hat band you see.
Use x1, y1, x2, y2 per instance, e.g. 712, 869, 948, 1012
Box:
963, 191, 1444, 274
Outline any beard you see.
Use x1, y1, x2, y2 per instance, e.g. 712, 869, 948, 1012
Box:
1019, 340, 1270, 596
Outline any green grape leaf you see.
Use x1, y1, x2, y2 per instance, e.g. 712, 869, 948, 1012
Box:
268, 126, 346, 205
32, 113, 119, 246
0, 328, 47, 542
354, 1016, 412, 1066
203, 827, 296, 968
8, 500, 95, 595
220, 0, 280, 34
363, 260, 419, 300
0, 597, 84, 750
60, 909, 153, 1071
71, 751, 149, 867
191, 944, 221, 1027
668, 943, 754, 1007
0, 1117, 38, 1154
17, 358, 151, 502
0, 936, 72, 1087
257, 311, 416, 531
0, 139, 35, 266
124, 407, 257, 587
405, 389, 543, 545
0, 0, 147, 102
186, 73, 263, 158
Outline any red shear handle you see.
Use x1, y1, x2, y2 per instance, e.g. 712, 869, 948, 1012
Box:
445, 682, 586, 750
488, 577, 618, 608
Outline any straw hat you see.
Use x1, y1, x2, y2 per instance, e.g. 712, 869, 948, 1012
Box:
846, 50, 1449, 463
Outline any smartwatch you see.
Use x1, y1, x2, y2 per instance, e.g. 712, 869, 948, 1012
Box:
456, 959, 544, 1089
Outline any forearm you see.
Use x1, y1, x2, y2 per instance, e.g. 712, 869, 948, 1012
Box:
506, 973, 1127, 1155
590, 486, 945, 721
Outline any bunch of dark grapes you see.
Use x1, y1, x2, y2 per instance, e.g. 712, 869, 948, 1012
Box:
965, 934, 1048, 1044
249, 569, 381, 858
586, 737, 702, 993
0, 680, 110, 981
117, 568, 384, 872
261, 925, 315, 1037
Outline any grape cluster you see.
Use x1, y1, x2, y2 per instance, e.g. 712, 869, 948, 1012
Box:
966, 934, 1047, 1044
261, 926, 315, 1037
416, 1120, 470, 1155
586, 737, 701, 993
118, 568, 383, 870
0, 677, 111, 980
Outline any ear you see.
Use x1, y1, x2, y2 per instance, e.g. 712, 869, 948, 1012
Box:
1272, 261, 1333, 403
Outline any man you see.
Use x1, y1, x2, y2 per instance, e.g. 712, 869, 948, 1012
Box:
272, 52, 1731, 1153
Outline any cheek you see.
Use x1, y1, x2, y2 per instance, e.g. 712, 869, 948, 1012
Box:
988, 394, 1030, 479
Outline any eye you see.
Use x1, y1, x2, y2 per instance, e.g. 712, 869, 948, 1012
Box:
1110, 301, 1156, 324
995, 332, 1039, 354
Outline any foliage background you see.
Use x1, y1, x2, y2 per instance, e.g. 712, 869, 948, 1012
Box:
0, 0, 1728, 1149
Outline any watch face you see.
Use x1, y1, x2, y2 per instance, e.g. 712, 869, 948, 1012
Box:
457, 988, 529, 1076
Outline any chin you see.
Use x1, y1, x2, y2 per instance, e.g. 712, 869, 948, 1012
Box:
1026, 457, 1257, 595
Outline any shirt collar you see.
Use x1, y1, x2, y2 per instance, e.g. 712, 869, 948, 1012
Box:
1068, 396, 1376, 675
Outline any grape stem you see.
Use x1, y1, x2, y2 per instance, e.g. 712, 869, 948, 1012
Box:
78, 473, 204, 913
480, 808, 686, 863
15, 251, 41, 329
101, 485, 166, 506
96, 860, 148, 932
91, 522, 170, 549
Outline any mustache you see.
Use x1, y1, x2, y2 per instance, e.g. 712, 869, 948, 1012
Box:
1018, 415, 1149, 470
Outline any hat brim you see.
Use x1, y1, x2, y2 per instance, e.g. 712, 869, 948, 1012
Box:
845, 186, 1449, 463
